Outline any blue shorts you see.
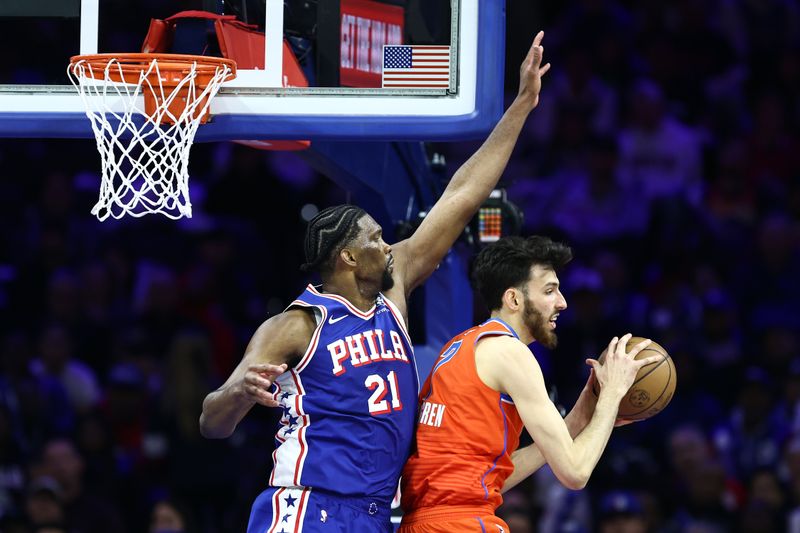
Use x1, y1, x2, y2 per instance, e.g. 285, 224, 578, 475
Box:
247, 487, 394, 533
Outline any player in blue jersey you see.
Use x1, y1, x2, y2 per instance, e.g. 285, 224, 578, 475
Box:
199, 31, 551, 533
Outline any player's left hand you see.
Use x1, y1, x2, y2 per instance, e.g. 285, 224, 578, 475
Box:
572, 369, 599, 422
517, 30, 551, 110
241, 363, 288, 407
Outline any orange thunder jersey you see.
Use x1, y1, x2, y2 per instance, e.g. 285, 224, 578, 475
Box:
401, 319, 525, 513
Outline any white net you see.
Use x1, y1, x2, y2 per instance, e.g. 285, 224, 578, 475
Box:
67, 55, 233, 221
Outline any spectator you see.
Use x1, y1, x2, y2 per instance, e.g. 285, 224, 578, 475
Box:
597, 490, 647, 533
0, 331, 74, 442
529, 44, 619, 142
149, 497, 194, 533
662, 460, 736, 532
29, 323, 100, 415
746, 468, 787, 516
547, 136, 649, 245
36, 438, 124, 533
617, 80, 704, 208
24, 476, 65, 531
713, 368, 791, 480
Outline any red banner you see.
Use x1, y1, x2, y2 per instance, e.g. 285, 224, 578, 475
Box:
340, 0, 404, 87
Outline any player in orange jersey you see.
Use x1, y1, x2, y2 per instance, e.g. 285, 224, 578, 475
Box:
399, 236, 658, 532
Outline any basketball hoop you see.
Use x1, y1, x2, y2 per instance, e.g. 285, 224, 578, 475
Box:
67, 53, 236, 220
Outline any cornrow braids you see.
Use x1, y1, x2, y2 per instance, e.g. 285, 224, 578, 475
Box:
301, 205, 368, 275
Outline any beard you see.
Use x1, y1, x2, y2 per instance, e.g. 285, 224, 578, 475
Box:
523, 298, 558, 349
381, 266, 395, 291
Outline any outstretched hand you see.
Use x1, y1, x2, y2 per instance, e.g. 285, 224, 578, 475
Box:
517, 30, 551, 110
241, 363, 288, 407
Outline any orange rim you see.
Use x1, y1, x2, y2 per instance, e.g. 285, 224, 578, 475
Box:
69, 53, 237, 83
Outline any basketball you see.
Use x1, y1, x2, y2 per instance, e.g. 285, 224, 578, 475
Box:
592, 337, 676, 421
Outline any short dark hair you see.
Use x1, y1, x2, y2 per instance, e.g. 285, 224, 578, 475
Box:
472, 236, 572, 311
301, 205, 368, 276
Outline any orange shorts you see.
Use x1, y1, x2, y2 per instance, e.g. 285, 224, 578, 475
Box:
399, 506, 510, 533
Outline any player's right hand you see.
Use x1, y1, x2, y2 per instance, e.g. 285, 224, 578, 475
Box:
241, 363, 288, 407
585, 334, 660, 399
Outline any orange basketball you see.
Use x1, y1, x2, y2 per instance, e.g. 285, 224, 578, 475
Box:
592, 337, 676, 421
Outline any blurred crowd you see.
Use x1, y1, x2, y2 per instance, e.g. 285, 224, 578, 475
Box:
1, 0, 800, 532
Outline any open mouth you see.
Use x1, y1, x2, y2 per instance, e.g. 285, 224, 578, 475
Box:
549, 314, 559, 329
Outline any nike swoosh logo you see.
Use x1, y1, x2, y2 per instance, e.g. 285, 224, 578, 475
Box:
328, 315, 347, 325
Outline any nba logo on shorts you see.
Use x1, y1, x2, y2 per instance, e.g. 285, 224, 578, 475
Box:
496, 526, 505, 533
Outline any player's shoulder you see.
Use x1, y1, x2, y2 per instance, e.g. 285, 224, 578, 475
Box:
476, 332, 526, 351
474, 334, 535, 394
243, 308, 317, 365
255, 308, 316, 342
278, 306, 317, 329
476, 334, 537, 369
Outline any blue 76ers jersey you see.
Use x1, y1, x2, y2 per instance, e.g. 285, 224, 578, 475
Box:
268, 284, 419, 502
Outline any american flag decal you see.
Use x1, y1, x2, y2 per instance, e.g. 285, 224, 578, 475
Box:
382, 45, 451, 89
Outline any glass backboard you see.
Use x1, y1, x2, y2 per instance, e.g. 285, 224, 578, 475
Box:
0, 0, 505, 141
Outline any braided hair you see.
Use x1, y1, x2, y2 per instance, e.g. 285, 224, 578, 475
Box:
301, 205, 368, 275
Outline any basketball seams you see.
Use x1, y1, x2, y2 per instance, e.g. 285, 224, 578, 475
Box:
623, 360, 672, 418
621, 356, 675, 418
592, 339, 675, 420
631, 350, 668, 387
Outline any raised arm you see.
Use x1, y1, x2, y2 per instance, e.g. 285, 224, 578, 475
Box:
478, 334, 657, 490
199, 309, 315, 439
391, 31, 551, 294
